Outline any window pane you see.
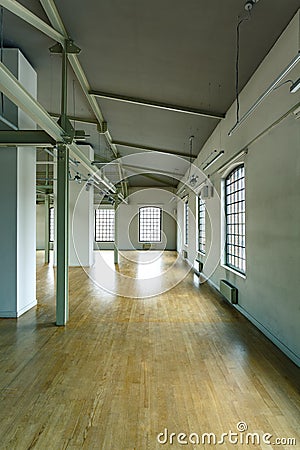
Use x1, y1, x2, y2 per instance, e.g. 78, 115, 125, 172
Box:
139, 207, 162, 242
49, 207, 54, 242
95, 209, 115, 242
225, 165, 246, 274
198, 197, 205, 254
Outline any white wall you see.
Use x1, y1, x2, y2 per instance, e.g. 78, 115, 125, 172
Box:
95, 187, 177, 251
0, 49, 37, 317
36, 204, 45, 250
177, 11, 300, 366
69, 146, 94, 267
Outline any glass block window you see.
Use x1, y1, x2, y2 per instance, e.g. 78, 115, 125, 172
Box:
95, 209, 115, 242
184, 200, 189, 245
198, 197, 205, 254
139, 206, 162, 242
225, 165, 246, 274
49, 207, 54, 242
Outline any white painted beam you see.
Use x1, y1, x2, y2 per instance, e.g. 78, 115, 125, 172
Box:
0, 0, 64, 44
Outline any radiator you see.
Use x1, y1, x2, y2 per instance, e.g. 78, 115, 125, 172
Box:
220, 280, 238, 304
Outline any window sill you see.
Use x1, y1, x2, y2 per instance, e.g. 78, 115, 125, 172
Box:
221, 264, 247, 279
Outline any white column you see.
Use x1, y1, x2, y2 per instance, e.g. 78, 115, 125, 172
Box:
68, 145, 94, 267
0, 49, 37, 317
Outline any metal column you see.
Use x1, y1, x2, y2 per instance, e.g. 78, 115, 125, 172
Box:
56, 143, 69, 325
55, 39, 70, 326
44, 194, 50, 264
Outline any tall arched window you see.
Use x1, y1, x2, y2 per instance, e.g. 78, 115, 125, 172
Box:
225, 164, 246, 274
139, 206, 162, 242
198, 196, 205, 254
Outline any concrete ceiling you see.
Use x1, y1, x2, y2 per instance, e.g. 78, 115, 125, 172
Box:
2, 0, 300, 187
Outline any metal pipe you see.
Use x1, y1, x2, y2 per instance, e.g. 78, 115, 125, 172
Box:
111, 140, 196, 159
56, 143, 69, 325
0, 0, 64, 44
0, 60, 120, 197
1, 0, 126, 200
0, 113, 18, 130
228, 53, 300, 136
90, 90, 225, 120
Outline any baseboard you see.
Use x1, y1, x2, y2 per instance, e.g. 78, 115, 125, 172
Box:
0, 299, 37, 318
17, 299, 37, 317
206, 279, 300, 367
234, 304, 300, 367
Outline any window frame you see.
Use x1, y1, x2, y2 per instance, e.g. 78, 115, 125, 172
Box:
94, 208, 115, 242
49, 207, 54, 243
138, 206, 162, 243
198, 196, 206, 254
224, 164, 246, 275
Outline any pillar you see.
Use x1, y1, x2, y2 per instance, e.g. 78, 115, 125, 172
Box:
0, 49, 37, 317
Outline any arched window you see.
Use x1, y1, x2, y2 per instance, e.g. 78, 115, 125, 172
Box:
139, 206, 162, 242
225, 164, 246, 274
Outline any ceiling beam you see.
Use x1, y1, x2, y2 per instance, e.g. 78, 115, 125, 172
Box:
0, 130, 56, 146
123, 163, 185, 178
0, 0, 65, 44
49, 112, 98, 125
112, 140, 196, 159
39, 0, 127, 196
90, 90, 225, 120
124, 166, 176, 187
0, 59, 122, 198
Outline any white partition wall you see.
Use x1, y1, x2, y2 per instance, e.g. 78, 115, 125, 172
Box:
69, 145, 94, 267
0, 49, 37, 317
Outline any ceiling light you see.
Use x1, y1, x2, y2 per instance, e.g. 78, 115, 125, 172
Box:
290, 78, 300, 93
203, 151, 224, 171
189, 174, 198, 186
74, 172, 82, 183
244, 1, 254, 11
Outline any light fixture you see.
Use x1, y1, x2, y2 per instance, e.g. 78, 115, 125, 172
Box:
290, 77, 300, 93
203, 150, 224, 171
244, 0, 259, 11
74, 172, 82, 183
189, 174, 198, 186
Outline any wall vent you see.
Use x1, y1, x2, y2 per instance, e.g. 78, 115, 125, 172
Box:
142, 243, 151, 250
182, 250, 188, 259
220, 280, 238, 304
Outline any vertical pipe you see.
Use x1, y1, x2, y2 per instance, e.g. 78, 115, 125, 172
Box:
56, 143, 69, 325
56, 40, 69, 325
61, 39, 68, 131
114, 195, 119, 265
44, 194, 50, 264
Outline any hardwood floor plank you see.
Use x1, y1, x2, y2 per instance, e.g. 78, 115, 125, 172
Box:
0, 250, 299, 449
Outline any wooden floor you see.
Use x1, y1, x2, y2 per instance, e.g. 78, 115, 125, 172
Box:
0, 251, 299, 449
